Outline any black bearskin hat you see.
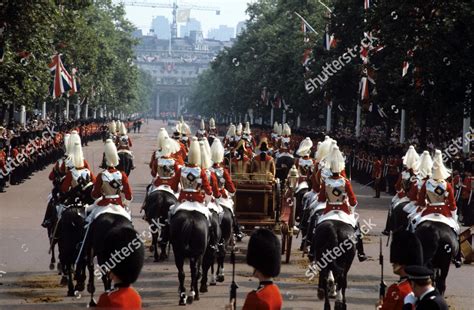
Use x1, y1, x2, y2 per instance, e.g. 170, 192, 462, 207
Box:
390, 229, 423, 266
246, 228, 281, 277
103, 226, 144, 285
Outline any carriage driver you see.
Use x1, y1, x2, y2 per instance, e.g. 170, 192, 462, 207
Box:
317, 146, 367, 262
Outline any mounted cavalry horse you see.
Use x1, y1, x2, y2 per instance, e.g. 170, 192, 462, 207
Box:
116, 121, 134, 176
56, 139, 95, 296
311, 146, 364, 310
410, 150, 461, 296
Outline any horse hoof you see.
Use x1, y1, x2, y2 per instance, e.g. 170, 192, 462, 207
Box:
49, 263, 55, 270
335, 301, 346, 310
60, 276, 68, 286
87, 283, 95, 294
154, 256, 160, 263
186, 295, 194, 304
67, 290, 75, 297
199, 284, 208, 293
216, 275, 224, 283
89, 299, 97, 307
179, 293, 187, 306
195, 294, 200, 301
57, 262, 62, 272
317, 288, 325, 300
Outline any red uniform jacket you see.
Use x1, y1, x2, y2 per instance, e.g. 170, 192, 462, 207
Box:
212, 163, 236, 198
92, 168, 133, 207
242, 281, 283, 310
97, 285, 141, 309
318, 176, 357, 215
417, 181, 456, 218
372, 160, 382, 179
380, 278, 413, 310
61, 168, 96, 193
177, 166, 213, 203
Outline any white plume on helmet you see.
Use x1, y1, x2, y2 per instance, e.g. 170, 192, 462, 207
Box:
243, 121, 251, 134
160, 136, 175, 157
417, 151, 433, 179
315, 136, 332, 162
277, 123, 283, 136
187, 137, 201, 166
72, 142, 85, 168
211, 138, 225, 164
157, 128, 169, 149
403, 145, 420, 170
236, 123, 243, 135
104, 139, 119, 167
327, 146, 345, 174
118, 122, 127, 135
432, 149, 451, 180
108, 121, 116, 133
282, 123, 291, 136
273, 122, 280, 134
226, 124, 236, 137
116, 120, 122, 132
199, 140, 212, 169
180, 121, 191, 136
64, 133, 71, 155
209, 118, 216, 129
68, 130, 81, 160
296, 137, 313, 157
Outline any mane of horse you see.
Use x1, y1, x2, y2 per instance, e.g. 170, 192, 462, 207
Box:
170, 211, 208, 257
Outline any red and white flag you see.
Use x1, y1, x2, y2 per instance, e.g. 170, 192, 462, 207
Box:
48, 54, 72, 99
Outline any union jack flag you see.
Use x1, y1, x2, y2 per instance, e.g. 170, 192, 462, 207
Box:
69, 68, 80, 96
48, 54, 72, 99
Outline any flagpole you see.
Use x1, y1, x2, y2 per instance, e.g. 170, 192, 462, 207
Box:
326, 104, 332, 132
66, 97, 70, 121
355, 104, 361, 137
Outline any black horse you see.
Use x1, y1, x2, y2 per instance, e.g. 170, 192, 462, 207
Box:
117, 151, 134, 176
143, 189, 177, 262
45, 198, 61, 273
57, 204, 87, 296
84, 212, 135, 305
415, 220, 458, 296
312, 220, 356, 310
386, 199, 411, 233
170, 210, 209, 305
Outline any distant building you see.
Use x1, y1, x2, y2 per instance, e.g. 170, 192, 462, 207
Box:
236, 21, 246, 36
151, 16, 170, 39
132, 29, 143, 38
207, 25, 235, 41
134, 31, 234, 118
180, 18, 202, 38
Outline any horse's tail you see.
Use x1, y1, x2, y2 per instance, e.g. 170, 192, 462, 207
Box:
326, 225, 345, 275
181, 217, 194, 254
314, 222, 344, 274
416, 223, 441, 268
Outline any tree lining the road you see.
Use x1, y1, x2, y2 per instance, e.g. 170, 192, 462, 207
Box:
0, 0, 154, 119
189, 0, 473, 146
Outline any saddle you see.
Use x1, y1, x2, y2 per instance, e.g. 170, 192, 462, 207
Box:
170, 201, 212, 223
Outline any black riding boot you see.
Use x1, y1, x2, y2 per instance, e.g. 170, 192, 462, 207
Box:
454, 238, 462, 268
356, 225, 367, 262
41, 200, 56, 228
233, 215, 244, 241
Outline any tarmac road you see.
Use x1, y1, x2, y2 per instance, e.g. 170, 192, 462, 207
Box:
0, 119, 472, 309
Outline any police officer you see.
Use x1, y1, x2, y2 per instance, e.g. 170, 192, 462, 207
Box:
403, 265, 448, 310
243, 228, 283, 310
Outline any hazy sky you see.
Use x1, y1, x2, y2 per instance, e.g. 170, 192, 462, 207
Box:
121, 0, 255, 37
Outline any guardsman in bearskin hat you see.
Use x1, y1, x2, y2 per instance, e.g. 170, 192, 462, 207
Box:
251, 137, 276, 181
317, 146, 367, 261
96, 227, 144, 308
60, 141, 96, 204
210, 138, 244, 241
91, 139, 133, 209
243, 228, 283, 310
231, 139, 252, 179
403, 265, 448, 309
377, 230, 423, 310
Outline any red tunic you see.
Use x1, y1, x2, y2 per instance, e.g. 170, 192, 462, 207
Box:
92, 168, 133, 207
417, 181, 456, 218
380, 278, 413, 310
242, 281, 283, 310
177, 166, 213, 203
461, 176, 472, 199
212, 163, 236, 198
96, 285, 142, 309
61, 168, 96, 193
372, 160, 382, 179
318, 176, 357, 215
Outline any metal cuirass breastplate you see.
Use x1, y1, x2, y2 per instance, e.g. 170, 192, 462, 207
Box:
101, 170, 123, 196
212, 167, 226, 189
401, 171, 412, 192
426, 179, 447, 204
321, 167, 333, 183
180, 166, 202, 192
71, 168, 91, 188
120, 135, 129, 146
325, 178, 347, 203
157, 158, 176, 179
298, 158, 313, 175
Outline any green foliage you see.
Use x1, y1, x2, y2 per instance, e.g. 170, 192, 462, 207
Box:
0, 0, 152, 115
